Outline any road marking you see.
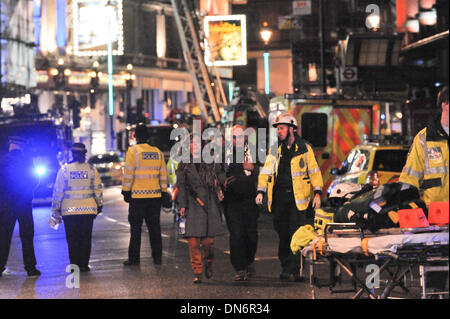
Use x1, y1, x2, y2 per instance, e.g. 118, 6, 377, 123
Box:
254, 256, 279, 261
103, 216, 118, 223
118, 222, 130, 227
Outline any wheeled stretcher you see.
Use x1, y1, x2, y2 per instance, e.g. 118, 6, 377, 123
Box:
300, 223, 449, 299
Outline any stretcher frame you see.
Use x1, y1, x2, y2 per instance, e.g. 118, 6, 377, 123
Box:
300, 223, 449, 299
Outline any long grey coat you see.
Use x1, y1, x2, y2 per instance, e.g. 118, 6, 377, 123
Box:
176, 163, 227, 238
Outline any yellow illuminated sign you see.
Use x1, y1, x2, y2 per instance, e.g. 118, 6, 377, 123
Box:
204, 15, 247, 67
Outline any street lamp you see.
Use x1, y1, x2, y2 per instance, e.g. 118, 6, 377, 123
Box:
88, 60, 102, 108
124, 64, 136, 123
260, 23, 272, 95
366, 13, 381, 31
106, 0, 115, 152
49, 58, 71, 89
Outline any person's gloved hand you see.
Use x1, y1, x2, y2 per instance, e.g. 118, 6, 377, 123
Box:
122, 191, 131, 203
161, 192, 172, 209
255, 193, 264, 205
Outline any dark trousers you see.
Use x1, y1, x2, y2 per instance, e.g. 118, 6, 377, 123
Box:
272, 189, 314, 275
225, 201, 259, 272
0, 206, 37, 272
63, 215, 95, 269
128, 198, 162, 262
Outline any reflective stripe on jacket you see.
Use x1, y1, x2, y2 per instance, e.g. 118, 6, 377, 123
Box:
52, 162, 103, 217
399, 126, 449, 206
122, 143, 168, 198
258, 139, 323, 212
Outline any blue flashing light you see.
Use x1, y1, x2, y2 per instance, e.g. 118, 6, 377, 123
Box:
35, 165, 47, 177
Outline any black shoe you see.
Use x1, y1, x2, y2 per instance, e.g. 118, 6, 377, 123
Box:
246, 263, 256, 277
123, 260, 140, 266
233, 270, 248, 282
193, 275, 202, 284
204, 261, 213, 279
27, 268, 41, 277
80, 266, 91, 272
153, 257, 162, 265
0, 267, 4, 277
279, 272, 291, 281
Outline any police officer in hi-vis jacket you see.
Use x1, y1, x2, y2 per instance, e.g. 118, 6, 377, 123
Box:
51, 143, 103, 272
122, 123, 168, 266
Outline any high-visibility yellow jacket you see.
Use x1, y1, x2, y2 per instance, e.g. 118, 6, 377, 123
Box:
51, 162, 103, 217
122, 143, 168, 198
257, 136, 323, 212
167, 156, 179, 186
399, 118, 449, 206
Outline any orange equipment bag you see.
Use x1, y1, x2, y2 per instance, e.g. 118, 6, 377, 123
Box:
397, 208, 430, 228
428, 202, 449, 226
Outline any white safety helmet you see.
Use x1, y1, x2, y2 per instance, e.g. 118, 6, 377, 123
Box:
329, 182, 361, 199
328, 182, 361, 208
272, 113, 298, 128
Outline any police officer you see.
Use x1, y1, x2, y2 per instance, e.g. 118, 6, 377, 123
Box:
0, 136, 40, 277
399, 86, 448, 294
256, 113, 323, 281
122, 123, 169, 266
51, 143, 103, 272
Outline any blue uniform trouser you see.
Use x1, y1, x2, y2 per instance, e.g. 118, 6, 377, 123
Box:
63, 214, 95, 269
0, 205, 37, 272
127, 198, 162, 262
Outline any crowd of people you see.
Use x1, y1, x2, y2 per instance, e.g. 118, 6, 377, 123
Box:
0, 86, 448, 289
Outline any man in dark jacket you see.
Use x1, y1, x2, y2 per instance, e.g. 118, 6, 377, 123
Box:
0, 136, 40, 277
224, 125, 260, 281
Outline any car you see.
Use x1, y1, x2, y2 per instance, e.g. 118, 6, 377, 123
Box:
327, 138, 410, 196
88, 153, 124, 186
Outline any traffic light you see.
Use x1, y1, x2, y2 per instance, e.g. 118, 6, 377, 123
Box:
69, 98, 81, 129
73, 107, 81, 129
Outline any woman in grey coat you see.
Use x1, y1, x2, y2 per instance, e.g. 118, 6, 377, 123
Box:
176, 135, 227, 283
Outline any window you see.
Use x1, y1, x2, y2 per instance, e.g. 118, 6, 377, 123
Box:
359, 39, 389, 66
301, 113, 328, 147
348, 149, 370, 173
373, 149, 408, 172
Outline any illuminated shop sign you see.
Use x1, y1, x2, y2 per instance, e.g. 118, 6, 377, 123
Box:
72, 0, 124, 56
204, 15, 247, 67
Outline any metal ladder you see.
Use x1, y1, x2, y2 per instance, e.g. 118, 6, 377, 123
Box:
170, 0, 222, 125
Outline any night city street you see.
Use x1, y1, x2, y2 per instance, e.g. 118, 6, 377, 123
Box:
1, 0, 449, 308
